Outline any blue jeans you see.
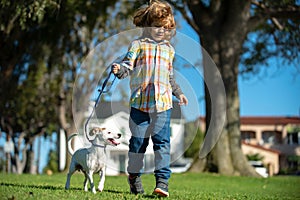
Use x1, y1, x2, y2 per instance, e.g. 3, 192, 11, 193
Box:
127, 107, 171, 183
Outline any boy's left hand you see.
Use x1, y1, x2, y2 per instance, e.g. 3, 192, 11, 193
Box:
179, 94, 188, 106
111, 63, 120, 74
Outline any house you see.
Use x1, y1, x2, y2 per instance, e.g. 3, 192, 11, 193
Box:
240, 116, 300, 175
200, 116, 300, 175
73, 101, 190, 176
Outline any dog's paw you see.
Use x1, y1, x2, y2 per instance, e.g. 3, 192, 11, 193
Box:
92, 189, 97, 194
65, 183, 70, 190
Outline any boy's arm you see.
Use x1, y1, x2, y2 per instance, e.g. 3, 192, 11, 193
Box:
169, 48, 188, 105
112, 40, 140, 79
169, 74, 183, 98
170, 74, 188, 105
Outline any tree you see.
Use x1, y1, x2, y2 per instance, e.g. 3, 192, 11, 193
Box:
0, 0, 64, 173
0, 0, 140, 173
52, 1, 137, 170
167, 0, 300, 175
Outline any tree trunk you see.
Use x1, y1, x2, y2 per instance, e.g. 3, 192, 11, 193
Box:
24, 143, 35, 174
36, 136, 42, 174
226, 75, 257, 176
186, 0, 259, 176
14, 132, 27, 174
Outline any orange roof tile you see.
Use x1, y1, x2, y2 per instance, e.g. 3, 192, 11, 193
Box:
240, 116, 300, 125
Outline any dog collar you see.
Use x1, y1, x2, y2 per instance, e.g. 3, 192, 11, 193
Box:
91, 141, 106, 148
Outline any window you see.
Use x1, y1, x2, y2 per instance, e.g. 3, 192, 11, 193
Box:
287, 132, 300, 145
262, 131, 282, 144
241, 131, 256, 143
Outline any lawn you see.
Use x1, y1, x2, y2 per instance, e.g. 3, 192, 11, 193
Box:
0, 172, 299, 200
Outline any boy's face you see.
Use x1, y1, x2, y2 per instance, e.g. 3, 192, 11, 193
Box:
150, 26, 167, 42
149, 21, 173, 42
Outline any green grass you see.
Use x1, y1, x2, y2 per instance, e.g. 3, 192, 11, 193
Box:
0, 172, 299, 199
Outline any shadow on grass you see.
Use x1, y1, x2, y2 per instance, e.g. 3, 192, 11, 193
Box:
105, 189, 161, 199
105, 189, 124, 194
0, 182, 81, 191
1, 182, 161, 198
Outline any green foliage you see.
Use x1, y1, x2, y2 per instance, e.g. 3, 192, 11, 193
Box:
0, 0, 135, 135
0, 151, 5, 172
239, 0, 300, 77
43, 150, 59, 174
0, 0, 135, 173
0, 0, 60, 34
287, 125, 300, 133
184, 121, 204, 159
246, 153, 264, 161
15, 60, 56, 132
0, 0, 64, 136
0, 173, 300, 199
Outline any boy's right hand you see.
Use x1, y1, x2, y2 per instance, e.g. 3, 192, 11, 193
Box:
111, 63, 120, 74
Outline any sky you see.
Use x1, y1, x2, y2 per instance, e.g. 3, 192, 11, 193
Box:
176, 15, 300, 119
1, 8, 300, 174
239, 63, 300, 117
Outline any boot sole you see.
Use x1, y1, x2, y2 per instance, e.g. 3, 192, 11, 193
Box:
153, 188, 169, 197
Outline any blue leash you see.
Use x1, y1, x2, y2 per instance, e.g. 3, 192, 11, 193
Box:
84, 70, 117, 142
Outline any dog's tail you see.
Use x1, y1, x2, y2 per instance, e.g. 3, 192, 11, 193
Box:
67, 133, 78, 156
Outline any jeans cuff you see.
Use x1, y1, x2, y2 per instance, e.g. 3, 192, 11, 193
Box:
156, 177, 168, 185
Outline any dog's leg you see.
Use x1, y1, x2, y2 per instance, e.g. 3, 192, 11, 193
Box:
98, 168, 105, 192
83, 172, 89, 192
65, 162, 76, 190
87, 171, 96, 194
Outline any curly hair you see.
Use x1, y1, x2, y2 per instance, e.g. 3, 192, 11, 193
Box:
133, 0, 176, 30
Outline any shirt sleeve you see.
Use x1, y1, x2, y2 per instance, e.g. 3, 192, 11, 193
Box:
115, 40, 140, 79
168, 46, 183, 98
121, 40, 140, 70
170, 74, 183, 99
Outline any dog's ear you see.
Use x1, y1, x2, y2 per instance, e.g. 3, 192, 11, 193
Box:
90, 127, 105, 135
88, 127, 106, 137
89, 128, 97, 137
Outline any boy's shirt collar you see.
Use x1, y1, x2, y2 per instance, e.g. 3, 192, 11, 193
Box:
140, 37, 170, 45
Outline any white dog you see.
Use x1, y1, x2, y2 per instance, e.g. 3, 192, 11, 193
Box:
65, 127, 121, 194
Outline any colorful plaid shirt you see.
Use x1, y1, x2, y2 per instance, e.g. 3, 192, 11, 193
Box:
116, 37, 179, 113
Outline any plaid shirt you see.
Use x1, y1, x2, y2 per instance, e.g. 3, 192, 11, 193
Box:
117, 37, 177, 113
